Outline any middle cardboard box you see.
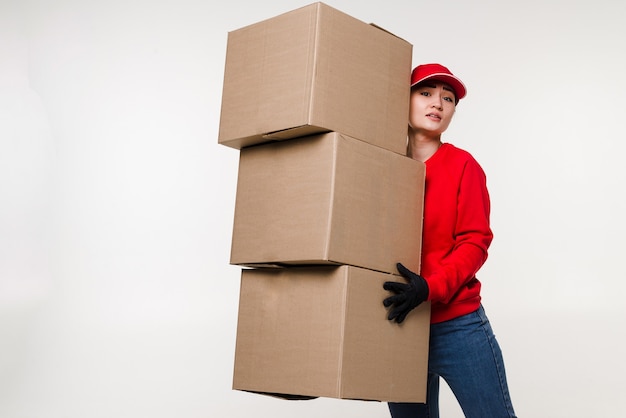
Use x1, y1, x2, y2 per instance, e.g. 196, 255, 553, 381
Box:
230, 132, 425, 275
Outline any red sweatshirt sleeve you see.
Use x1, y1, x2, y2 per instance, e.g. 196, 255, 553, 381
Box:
421, 146, 493, 305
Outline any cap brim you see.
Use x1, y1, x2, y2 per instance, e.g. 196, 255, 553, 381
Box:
411, 73, 467, 101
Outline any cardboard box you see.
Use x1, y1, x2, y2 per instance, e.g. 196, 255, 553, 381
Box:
229, 132, 425, 275
232, 265, 430, 402
218, 2, 412, 154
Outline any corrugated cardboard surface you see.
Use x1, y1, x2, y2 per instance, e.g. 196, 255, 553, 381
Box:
218, 2, 412, 153
229, 132, 425, 275
232, 266, 430, 402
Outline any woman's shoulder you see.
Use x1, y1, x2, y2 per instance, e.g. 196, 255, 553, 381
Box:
441, 144, 489, 185
441, 143, 477, 163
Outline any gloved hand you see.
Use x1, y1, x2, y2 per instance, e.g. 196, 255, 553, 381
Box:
383, 262, 429, 323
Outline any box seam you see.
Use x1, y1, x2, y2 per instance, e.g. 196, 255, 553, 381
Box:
336, 266, 349, 397
324, 134, 338, 261
307, 2, 322, 123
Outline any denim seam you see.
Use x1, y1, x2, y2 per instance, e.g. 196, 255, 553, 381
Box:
479, 315, 516, 418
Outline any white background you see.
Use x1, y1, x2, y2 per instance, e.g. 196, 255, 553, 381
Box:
2, 0, 625, 417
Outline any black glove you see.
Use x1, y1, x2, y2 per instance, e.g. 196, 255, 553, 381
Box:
383, 262, 429, 323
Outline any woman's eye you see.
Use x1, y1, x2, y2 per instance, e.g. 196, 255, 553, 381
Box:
420, 91, 430, 97
443, 96, 454, 103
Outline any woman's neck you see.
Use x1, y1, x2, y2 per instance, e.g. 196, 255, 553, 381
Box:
407, 133, 442, 162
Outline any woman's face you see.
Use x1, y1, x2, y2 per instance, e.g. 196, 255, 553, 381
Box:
408, 81, 456, 137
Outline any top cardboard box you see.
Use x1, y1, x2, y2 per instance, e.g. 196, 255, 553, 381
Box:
218, 2, 412, 154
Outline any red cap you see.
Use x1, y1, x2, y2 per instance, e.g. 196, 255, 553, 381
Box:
410, 63, 467, 101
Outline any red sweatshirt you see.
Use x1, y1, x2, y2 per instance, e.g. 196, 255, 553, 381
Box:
421, 143, 493, 324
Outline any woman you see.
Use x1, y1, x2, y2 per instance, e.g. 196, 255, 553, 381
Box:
382, 63, 517, 418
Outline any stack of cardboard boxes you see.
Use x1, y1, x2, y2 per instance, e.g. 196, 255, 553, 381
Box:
218, 2, 430, 403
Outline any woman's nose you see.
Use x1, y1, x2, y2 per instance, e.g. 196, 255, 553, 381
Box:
431, 97, 443, 110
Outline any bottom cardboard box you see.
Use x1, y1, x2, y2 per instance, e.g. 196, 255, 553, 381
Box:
232, 265, 430, 402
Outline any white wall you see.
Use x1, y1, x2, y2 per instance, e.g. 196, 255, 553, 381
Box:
1, 0, 624, 417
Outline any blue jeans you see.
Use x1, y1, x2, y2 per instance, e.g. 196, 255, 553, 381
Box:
388, 306, 516, 418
